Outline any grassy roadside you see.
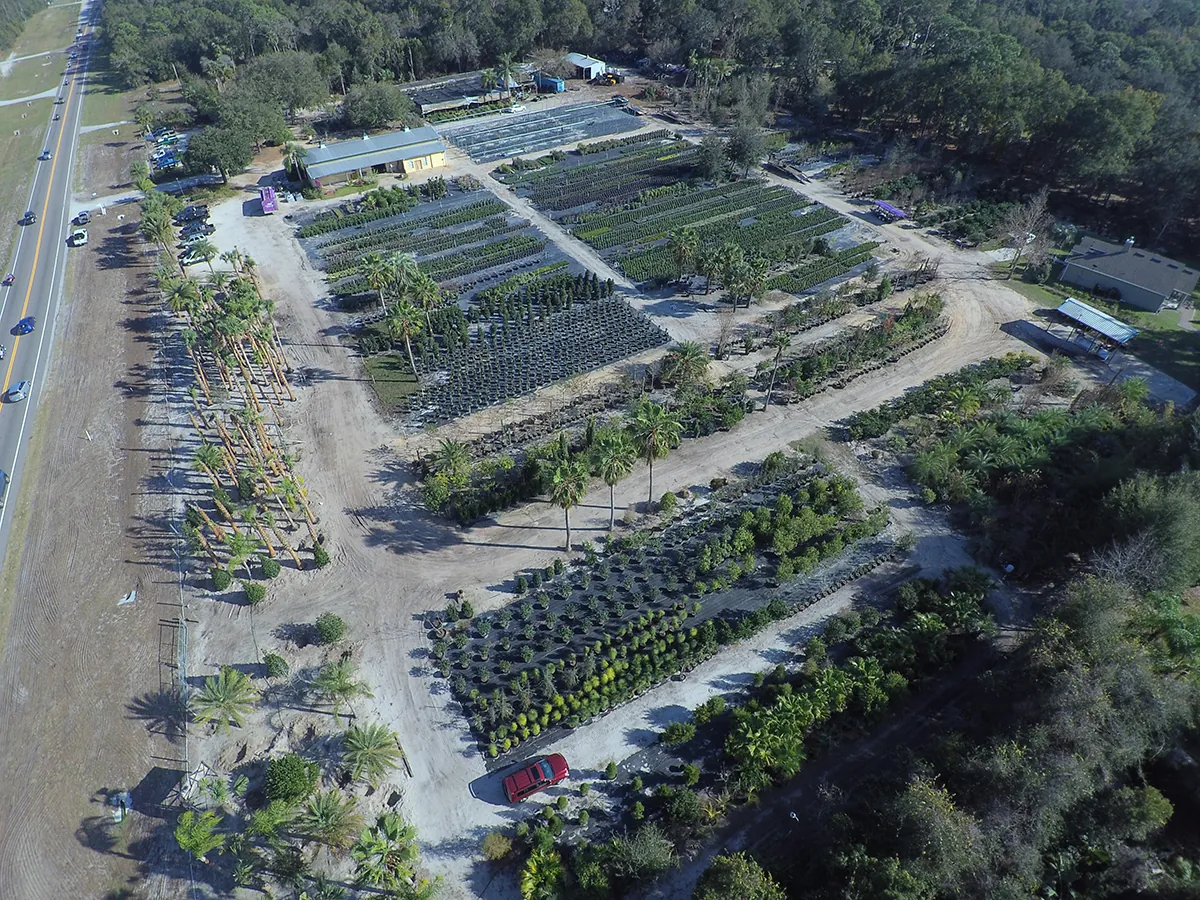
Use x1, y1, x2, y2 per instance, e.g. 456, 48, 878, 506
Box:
6, 2, 78, 58
0, 55, 64, 99
79, 50, 135, 128
0, 101, 51, 266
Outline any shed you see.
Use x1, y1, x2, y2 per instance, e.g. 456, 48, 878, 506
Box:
298, 126, 447, 187
1061, 236, 1198, 312
1049, 297, 1138, 360
567, 52, 607, 80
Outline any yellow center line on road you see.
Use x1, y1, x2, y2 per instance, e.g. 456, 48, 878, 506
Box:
1, 24, 87, 402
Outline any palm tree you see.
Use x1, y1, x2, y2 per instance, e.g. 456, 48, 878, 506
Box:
696, 245, 719, 294
386, 299, 424, 378
299, 790, 363, 851
387, 252, 421, 299
223, 530, 261, 578
628, 398, 683, 507
659, 341, 709, 387
283, 141, 308, 180
495, 54, 520, 99
593, 430, 636, 529
480, 67, 500, 98
190, 238, 220, 275
363, 253, 395, 310
193, 665, 259, 733
667, 228, 699, 283
520, 847, 564, 900
549, 457, 590, 550
343, 721, 404, 786
175, 809, 226, 863
352, 812, 421, 891
410, 273, 441, 331
763, 333, 792, 409
311, 659, 374, 725
193, 443, 226, 489
431, 439, 470, 481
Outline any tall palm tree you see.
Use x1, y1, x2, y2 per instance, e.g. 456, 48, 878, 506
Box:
495, 54, 520, 99
164, 278, 202, 319
386, 299, 424, 378
549, 457, 589, 550
387, 252, 421, 299
659, 341, 709, 388
343, 721, 404, 786
299, 790, 363, 851
763, 333, 792, 410
520, 847, 564, 900
410, 273, 441, 331
628, 398, 683, 507
352, 812, 421, 891
363, 253, 395, 310
193, 666, 259, 733
193, 443, 226, 489
190, 238, 220, 275
667, 228, 699, 283
593, 430, 636, 530
311, 659, 374, 725
222, 530, 261, 578
283, 141, 308, 180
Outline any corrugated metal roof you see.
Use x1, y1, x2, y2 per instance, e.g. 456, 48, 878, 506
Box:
1063, 236, 1199, 299
305, 129, 446, 179
567, 52, 605, 69
1056, 297, 1139, 344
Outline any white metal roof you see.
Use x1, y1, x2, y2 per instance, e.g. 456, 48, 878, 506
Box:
1056, 297, 1138, 345
567, 52, 606, 70
303, 126, 446, 178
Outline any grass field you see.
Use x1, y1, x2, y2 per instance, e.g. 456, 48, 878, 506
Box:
6, 2, 78, 58
0, 100, 51, 266
362, 352, 419, 413
79, 52, 135, 127
0, 55, 65, 100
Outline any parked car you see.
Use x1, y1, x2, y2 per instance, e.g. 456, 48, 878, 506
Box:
175, 204, 209, 223
503, 754, 569, 802
69, 229, 88, 246
181, 222, 214, 238
179, 252, 204, 267
6, 381, 30, 402
0, 345, 5, 360
178, 232, 208, 248
13, 317, 35, 335
74, 210, 90, 226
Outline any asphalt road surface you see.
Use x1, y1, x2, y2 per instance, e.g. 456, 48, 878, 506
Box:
0, 2, 95, 556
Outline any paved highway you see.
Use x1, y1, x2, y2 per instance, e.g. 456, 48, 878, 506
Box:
0, 1, 96, 556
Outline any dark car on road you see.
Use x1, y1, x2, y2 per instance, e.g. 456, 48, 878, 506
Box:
21, 210, 36, 225
503, 754, 569, 802
13, 317, 35, 336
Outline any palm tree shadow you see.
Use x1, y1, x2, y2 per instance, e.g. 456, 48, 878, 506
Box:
127, 688, 190, 744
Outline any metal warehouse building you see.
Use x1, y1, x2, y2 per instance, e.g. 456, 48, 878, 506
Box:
299, 127, 447, 188
1061, 236, 1199, 312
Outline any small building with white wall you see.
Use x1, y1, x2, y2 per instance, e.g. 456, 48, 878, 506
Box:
566, 52, 607, 80
299, 126, 447, 188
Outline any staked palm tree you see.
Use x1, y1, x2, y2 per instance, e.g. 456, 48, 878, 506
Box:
549, 457, 590, 550
520, 847, 564, 900
299, 790, 363, 851
593, 430, 636, 530
628, 398, 683, 508
386, 299, 424, 378
193, 665, 259, 733
343, 721, 404, 786
363, 253, 395, 310
190, 238, 220, 275
352, 812, 421, 891
667, 228, 699, 283
659, 341, 709, 388
312, 658, 374, 725
763, 333, 792, 410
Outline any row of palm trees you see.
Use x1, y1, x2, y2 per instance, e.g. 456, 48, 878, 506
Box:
432, 397, 686, 548
667, 228, 769, 307
361, 250, 445, 376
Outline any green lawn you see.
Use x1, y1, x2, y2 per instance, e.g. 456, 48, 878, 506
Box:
79, 51, 135, 127
362, 352, 419, 414
1003, 263, 1200, 390
7, 2, 78, 57
0, 55, 65, 100
0, 100, 51, 266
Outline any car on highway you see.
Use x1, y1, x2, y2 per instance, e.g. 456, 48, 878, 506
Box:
69, 229, 88, 247
53, 113, 60, 121
74, 211, 90, 226
6, 381, 31, 403
38, 150, 53, 161
13, 317, 35, 335
55, 96, 64, 104
503, 753, 569, 802
21, 210, 36, 225
1, 274, 13, 286
0, 345, 6, 360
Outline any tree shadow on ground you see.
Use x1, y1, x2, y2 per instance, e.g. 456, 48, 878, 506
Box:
127, 687, 189, 744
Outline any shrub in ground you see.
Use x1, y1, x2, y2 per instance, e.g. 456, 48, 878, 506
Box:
481, 830, 512, 861
263, 652, 289, 679
260, 557, 281, 579
315, 612, 346, 645
211, 567, 232, 591
244, 583, 267, 605
312, 544, 331, 568
265, 753, 318, 803
694, 852, 787, 900
661, 721, 697, 745
578, 809, 589, 826
606, 761, 618, 780
659, 491, 678, 515
683, 764, 701, 786
631, 775, 644, 792
631, 800, 645, 820
579, 782, 591, 796
693, 696, 726, 725
556, 795, 569, 811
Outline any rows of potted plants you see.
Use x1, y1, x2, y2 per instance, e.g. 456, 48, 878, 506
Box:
766, 242, 880, 295
841, 353, 1036, 440
431, 461, 894, 754
566, 180, 755, 230
314, 199, 508, 257
499, 134, 676, 188
576, 129, 676, 155
322, 216, 519, 276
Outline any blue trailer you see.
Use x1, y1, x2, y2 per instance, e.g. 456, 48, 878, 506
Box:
533, 72, 566, 93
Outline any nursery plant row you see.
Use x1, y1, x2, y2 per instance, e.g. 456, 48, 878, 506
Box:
427, 459, 893, 754
324, 218, 525, 277
315, 199, 509, 257
841, 353, 1036, 440
567, 179, 758, 230
335, 235, 549, 295
524, 146, 699, 204
401, 297, 670, 425
500, 133, 677, 188
766, 242, 880, 295
529, 155, 701, 212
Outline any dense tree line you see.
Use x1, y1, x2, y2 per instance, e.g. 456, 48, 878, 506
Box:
0, 0, 41, 51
